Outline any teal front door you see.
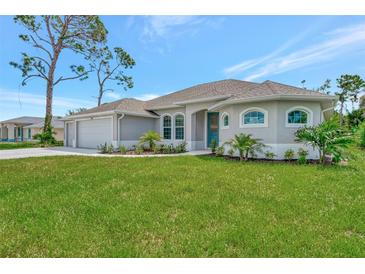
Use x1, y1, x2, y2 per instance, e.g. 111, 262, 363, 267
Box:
207, 112, 219, 147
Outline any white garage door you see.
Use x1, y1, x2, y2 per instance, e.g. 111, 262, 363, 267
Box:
77, 118, 112, 148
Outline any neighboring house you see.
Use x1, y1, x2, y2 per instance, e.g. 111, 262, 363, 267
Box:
61, 79, 337, 159
0, 116, 64, 142
0, 116, 44, 142
23, 118, 65, 142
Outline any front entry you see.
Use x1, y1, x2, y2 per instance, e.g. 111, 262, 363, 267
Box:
207, 112, 219, 148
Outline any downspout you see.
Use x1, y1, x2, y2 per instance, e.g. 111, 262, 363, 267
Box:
117, 113, 125, 145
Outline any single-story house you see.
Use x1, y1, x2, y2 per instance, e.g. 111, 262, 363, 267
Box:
23, 118, 64, 141
0, 116, 44, 142
61, 79, 337, 159
0, 116, 64, 142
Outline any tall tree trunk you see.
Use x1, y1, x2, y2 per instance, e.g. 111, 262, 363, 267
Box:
43, 51, 60, 133
239, 150, 243, 162
97, 87, 103, 106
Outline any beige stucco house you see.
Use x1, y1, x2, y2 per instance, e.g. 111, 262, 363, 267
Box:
23, 118, 64, 141
0, 116, 64, 142
62, 79, 337, 159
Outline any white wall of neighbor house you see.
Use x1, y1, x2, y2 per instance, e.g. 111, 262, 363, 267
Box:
218, 100, 322, 159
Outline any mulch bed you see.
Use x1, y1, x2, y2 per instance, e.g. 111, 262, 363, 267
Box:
203, 153, 321, 164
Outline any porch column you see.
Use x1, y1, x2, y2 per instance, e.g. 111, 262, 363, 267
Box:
185, 112, 193, 151
7, 124, 15, 141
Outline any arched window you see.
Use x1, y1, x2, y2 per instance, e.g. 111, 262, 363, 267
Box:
162, 115, 172, 140
286, 106, 313, 127
240, 108, 268, 128
174, 114, 184, 140
287, 110, 308, 124
221, 112, 229, 129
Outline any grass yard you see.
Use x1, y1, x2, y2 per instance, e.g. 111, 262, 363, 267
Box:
0, 142, 42, 150
0, 147, 364, 257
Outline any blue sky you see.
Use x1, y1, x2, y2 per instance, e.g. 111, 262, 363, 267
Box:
1, 16, 365, 120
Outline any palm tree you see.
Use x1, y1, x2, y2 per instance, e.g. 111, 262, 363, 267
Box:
295, 119, 353, 164
139, 130, 161, 150
225, 133, 265, 161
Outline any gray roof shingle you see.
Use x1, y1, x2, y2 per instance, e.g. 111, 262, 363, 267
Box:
64, 79, 335, 118
145, 79, 259, 109
0, 116, 44, 125
70, 98, 158, 117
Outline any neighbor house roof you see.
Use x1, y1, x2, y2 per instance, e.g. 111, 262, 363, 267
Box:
23, 118, 64, 129
67, 98, 158, 118
0, 116, 44, 125
145, 79, 259, 109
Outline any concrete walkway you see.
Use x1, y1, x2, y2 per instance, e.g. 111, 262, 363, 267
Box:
0, 147, 211, 160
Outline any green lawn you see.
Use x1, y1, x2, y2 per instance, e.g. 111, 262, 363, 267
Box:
0, 148, 364, 257
0, 142, 42, 150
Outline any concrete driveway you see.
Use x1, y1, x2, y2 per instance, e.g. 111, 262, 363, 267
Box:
0, 147, 210, 160
0, 147, 100, 160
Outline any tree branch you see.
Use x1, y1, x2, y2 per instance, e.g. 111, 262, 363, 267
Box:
21, 74, 47, 86
29, 34, 52, 59
53, 71, 90, 86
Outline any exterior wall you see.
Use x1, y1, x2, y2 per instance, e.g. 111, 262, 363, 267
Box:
218, 100, 322, 159
65, 122, 75, 147
119, 114, 157, 148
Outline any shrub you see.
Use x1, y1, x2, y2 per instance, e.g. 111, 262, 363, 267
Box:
139, 130, 161, 150
360, 125, 365, 148
264, 151, 276, 160
295, 119, 353, 164
210, 139, 217, 153
107, 144, 114, 154
33, 126, 56, 145
175, 142, 187, 153
119, 144, 127, 154
227, 148, 235, 157
135, 145, 144, 155
153, 144, 162, 154
346, 109, 364, 129
297, 148, 309, 164
98, 142, 110, 154
216, 146, 225, 157
284, 149, 295, 161
225, 133, 265, 161
162, 144, 175, 154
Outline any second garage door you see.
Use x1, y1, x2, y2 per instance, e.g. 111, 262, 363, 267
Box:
77, 118, 112, 148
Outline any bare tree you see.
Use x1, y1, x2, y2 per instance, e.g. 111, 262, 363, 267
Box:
10, 16, 107, 138
87, 46, 135, 106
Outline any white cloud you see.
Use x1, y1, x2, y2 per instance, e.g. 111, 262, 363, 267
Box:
135, 93, 159, 101
142, 16, 201, 40
0, 89, 95, 109
104, 91, 122, 100
224, 22, 365, 81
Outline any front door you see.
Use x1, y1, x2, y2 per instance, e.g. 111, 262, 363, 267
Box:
207, 112, 219, 148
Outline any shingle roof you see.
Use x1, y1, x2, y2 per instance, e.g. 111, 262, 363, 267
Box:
145, 79, 259, 109
71, 98, 158, 117
229, 80, 331, 100
64, 79, 335, 118
23, 118, 64, 129
0, 116, 44, 125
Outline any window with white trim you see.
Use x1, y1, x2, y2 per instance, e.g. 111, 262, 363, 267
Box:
175, 114, 184, 140
162, 115, 172, 139
221, 113, 229, 128
287, 110, 308, 124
